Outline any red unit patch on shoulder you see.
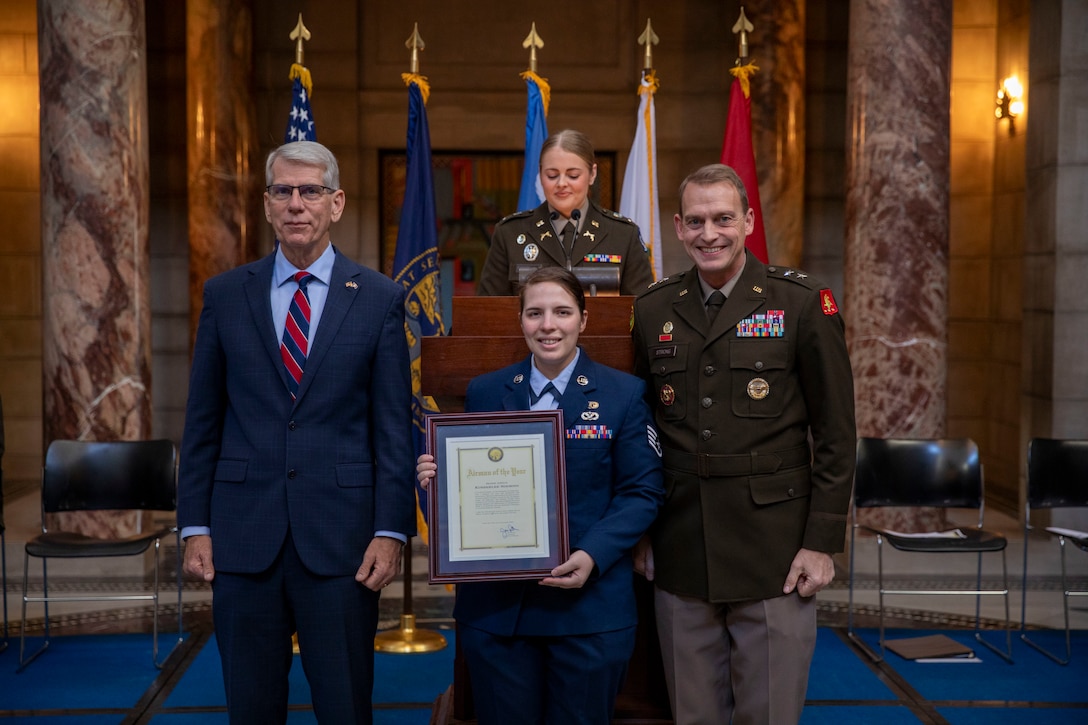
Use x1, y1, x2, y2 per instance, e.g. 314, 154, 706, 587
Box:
820, 289, 839, 316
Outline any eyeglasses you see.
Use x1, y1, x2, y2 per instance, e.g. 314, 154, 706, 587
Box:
265, 184, 336, 202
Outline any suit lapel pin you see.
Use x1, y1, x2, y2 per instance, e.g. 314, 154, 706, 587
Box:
346, 280, 358, 289
577, 375, 589, 386
513, 374, 524, 384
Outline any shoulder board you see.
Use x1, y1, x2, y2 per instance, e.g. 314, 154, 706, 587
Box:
497, 209, 535, 225
766, 265, 819, 289
600, 208, 639, 227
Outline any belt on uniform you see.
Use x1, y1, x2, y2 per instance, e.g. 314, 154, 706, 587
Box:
662, 444, 811, 478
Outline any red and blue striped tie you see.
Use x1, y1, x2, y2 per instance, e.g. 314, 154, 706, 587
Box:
280, 271, 313, 399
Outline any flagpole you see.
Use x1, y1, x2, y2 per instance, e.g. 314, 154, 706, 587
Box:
720, 6, 769, 263
375, 25, 447, 654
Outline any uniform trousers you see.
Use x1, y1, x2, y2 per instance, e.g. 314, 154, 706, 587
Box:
655, 588, 816, 725
459, 622, 636, 725
211, 529, 380, 725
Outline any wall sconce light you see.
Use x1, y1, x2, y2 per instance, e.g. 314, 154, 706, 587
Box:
995, 76, 1024, 124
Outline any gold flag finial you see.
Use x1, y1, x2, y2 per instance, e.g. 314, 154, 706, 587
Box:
290, 13, 311, 65
732, 7, 754, 63
637, 19, 659, 71
523, 22, 544, 74
406, 22, 425, 74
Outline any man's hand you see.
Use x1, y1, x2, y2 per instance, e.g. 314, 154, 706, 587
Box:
184, 535, 216, 582
416, 453, 436, 491
783, 548, 834, 598
355, 536, 404, 591
540, 549, 596, 589
633, 535, 655, 580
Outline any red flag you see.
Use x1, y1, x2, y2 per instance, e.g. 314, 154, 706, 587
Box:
720, 66, 768, 263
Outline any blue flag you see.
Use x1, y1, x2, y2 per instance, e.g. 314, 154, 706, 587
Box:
517, 72, 550, 211
392, 77, 444, 543
285, 63, 316, 142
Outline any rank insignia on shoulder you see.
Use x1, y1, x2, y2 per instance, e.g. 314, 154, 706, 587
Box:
820, 289, 839, 316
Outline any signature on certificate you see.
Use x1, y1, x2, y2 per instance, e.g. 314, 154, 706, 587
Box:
500, 524, 520, 539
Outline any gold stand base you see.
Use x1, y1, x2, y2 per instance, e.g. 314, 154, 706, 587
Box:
374, 613, 448, 653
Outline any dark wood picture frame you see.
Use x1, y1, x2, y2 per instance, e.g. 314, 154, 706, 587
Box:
426, 409, 570, 584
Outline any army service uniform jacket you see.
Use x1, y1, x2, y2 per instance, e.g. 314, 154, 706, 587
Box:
477, 200, 654, 296
631, 251, 856, 603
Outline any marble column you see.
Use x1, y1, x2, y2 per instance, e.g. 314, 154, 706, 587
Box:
844, 0, 952, 530
38, 0, 151, 535
186, 0, 259, 348
744, 0, 806, 267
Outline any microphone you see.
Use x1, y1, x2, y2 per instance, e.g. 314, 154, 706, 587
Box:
564, 209, 582, 271
550, 210, 559, 221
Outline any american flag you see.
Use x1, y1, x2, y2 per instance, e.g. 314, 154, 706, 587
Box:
285, 65, 316, 143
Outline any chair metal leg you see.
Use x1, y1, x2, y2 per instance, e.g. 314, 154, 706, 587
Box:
18, 556, 49, 671
972, 549, 1013, 663
846, 523, 883, 661
1021, 535, 1073, 665
152, 533, 185, 668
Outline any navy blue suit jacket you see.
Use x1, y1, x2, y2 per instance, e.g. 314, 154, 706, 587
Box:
178, 249, 416, 576
453, 349, 664, 636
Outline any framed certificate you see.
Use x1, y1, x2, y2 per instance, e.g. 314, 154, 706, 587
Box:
426, 410, 569, 583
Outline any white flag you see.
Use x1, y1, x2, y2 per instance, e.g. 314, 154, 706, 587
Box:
619, 71, 662, 280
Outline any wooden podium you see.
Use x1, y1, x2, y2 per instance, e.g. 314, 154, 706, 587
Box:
421, 296, 672, 723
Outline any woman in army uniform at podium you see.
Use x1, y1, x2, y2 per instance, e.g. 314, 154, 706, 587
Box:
477, 129, 654, 296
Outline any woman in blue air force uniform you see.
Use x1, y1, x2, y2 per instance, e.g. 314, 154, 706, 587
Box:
417, 267, 664, 724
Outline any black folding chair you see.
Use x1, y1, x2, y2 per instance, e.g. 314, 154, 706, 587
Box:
19, 439, 183, 670
1020, 438, 1088, 665
847, 437, 1013, 662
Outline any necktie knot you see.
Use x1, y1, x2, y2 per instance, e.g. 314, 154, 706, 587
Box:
530, 381, 561, 407
294, 270, 313, 290
706, 290, 726, 321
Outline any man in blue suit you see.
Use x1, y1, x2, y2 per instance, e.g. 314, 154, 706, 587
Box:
179, 141, 416, 724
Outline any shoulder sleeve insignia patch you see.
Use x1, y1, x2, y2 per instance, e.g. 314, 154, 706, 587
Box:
820, 289, 839, 316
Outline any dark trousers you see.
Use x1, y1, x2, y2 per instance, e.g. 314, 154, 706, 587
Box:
460, 622, 637, 725
212, 529, 380, 725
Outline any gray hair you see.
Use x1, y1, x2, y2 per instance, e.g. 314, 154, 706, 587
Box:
265, 141, 340, 189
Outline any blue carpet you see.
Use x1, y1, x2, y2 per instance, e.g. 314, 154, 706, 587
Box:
1, 633, 183, 710
801, 705, 925, 724
159, 626, 454, 721
5, 627, 1086, 723
805, 627, 897, 701
851, 628, 1088, 704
